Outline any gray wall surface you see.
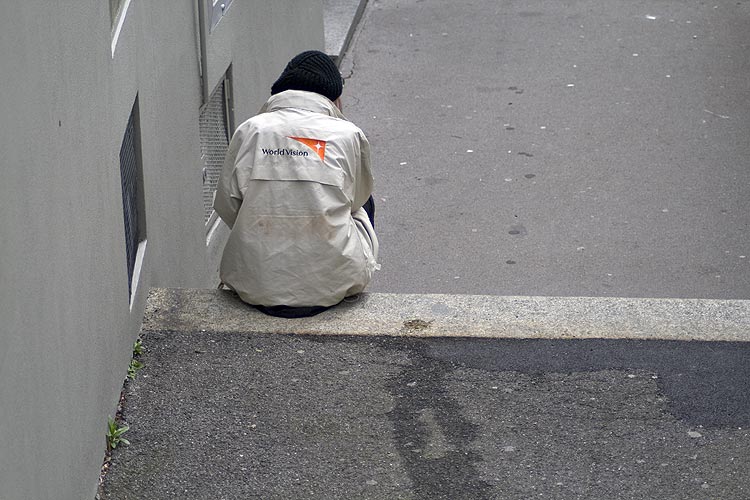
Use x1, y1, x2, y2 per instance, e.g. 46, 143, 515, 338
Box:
0, 2, 323, 499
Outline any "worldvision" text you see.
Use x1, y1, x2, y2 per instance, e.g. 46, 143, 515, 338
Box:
261, 148, 309, 157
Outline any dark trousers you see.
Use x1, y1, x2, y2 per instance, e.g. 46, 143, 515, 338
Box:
362, 195, 375, 228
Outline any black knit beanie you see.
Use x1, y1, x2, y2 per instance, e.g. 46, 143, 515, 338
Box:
271, 50, 342, 102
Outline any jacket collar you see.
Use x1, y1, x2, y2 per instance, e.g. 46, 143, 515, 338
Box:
260, 90, 347, 120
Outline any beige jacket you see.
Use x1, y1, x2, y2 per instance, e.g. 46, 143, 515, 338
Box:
214, 90, 379, 307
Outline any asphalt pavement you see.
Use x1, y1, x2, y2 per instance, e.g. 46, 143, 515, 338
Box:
99, 289, 750, 500
341, 0, 750, 299
103, 330, 750, 500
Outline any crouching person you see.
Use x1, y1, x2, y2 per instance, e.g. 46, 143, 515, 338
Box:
213, 50, 379, 318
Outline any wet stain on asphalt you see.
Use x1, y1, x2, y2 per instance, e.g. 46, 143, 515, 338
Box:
385, 338, 493, 500
423, 338, 750, 429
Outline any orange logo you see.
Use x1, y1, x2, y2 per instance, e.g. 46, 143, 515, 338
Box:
288, 136, 327, 161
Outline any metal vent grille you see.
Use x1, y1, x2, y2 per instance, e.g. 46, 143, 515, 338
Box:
200, 78, 230, 223
119, 100, 141, 295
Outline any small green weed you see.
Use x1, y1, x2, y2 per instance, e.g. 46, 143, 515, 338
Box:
133, 338, 143, 356
106, 416, 130, 450
127, 359, 144, 380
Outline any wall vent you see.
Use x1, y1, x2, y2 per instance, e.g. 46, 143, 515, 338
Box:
119, 96, 145, 296
199, 71, 233, 224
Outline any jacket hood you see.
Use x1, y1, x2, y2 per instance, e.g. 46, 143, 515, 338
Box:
260, 90, 347, 120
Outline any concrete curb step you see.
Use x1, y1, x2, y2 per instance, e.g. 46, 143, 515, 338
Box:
324, 0, 369, 64
145, 288, 750, 342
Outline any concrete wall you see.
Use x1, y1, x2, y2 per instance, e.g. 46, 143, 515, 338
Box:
0, 2, 323, 499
